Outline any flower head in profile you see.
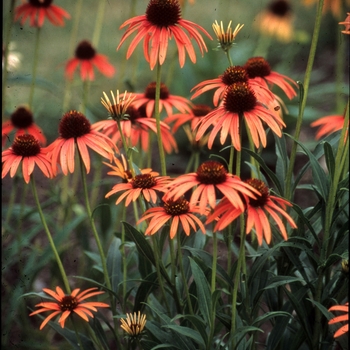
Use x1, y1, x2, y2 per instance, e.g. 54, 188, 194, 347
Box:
132, 81, 192, 118
244, 56, 298, 99
254, 0, 294, 43
93, 105, 178, 154
117, 0, 212, 70
29, 286, 109, 330
328, 303, 349, 338
311, 115, 347, 140
207, 179, 296, 244
65, 40, 115, 81
339, 13, 350, 35
138, 197, 206, 239
120, 312, 147, 337
105, 169, 171, 206
103, 156, 133, 182
2, 134, 53, 184
47, 110, 117, 175
194, 82, 285, 151
191, 65, 275, 107
15, 0, 70, 27
101, 90, 135, 121
2, 106, 46, 147
164, 160, 259, 215
212, 21, 244, 52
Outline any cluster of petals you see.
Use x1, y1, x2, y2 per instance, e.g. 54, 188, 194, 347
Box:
206, 179, 297, 245
105, 170, 171, 206
15, 0, 70, 27
46, 111, 118, 176
29, 286, 109, 330
2, 134, 53, 184
311, 115, 347, 140
137, 197, 206, 239
65, 40, 115, 81
339, 12, 350, 34
117, 0, 212, 70
328, 303, 349, 338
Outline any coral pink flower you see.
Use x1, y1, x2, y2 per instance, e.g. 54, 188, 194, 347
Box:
206, 178, 297, 245
47, 110, 117, 175
2, 134, 53, 184
164, 160, 259, 215
65, 40, 115, 81
328, 303, 349, 338
29, 286, 109, 330
339, 13, 350, 34
132, 82, 192, 118
164, 104, 212, 133
105, 169, 170, 206
15, 0, 70, 27
93, 105, 178, 154
138, 197, 206, 239
117, 0, 212, 70
311, 115, 347, 140
194, 82, 285, 151
2, 106, 46, 147
244, 56, 298, 99
191, 65, 275, 107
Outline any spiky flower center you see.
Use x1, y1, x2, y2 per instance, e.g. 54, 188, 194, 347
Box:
10, 106, 34, 129
268, 0, 292, 17
59, 111, 91, 139
196, 161, 227, 184
29, 0, 53, 7
221, 66, 248, 85
59, 296, 78, 312
164, 197, 189, 215
146, 0, 181, 27
75, 40, 96, 60
132, 174, 157, 189
224, 82, 257, 113
244, 57, 271, 78
245, 179, 269, 207
12, 134, 41, 157
192, 104, 212, 117
144, 82, 170, 100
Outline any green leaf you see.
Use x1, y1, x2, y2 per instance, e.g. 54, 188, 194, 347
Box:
133, 272, 158, 313
163, 325, 205, 348
323, 141, 335, 180
106, 237, 122, 295
262, 276, 305, 290
252, 311, 291, 327
90, 317, 110, 350
189, 258, 212, 327
306, 299, 334, 321
174, 315, 208, 346
274, 133, 289, 196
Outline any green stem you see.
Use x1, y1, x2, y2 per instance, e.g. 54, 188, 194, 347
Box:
28, 27, 41, 108
154, 62, 167, 176
30, 175, 70, 293
225, 49, 233, 67
82, 80, 90, 115
92, 0, 106, 47
71, 317, 84, 350
210, 230, 218, 294
121, 205, 127, 311
312, 101, 349, 349
176, 233, 193, 315
2, 0, 16, 119
285, 0, 324, 201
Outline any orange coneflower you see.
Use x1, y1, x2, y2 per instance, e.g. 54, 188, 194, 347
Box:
117, 0, 212, 70
311, 115, 348, 140
65, 40, 115, 81
14, 0, 70, 27
2, 134, 53, 184
47, 110, 117, 176
303, 0, 350, 18
132, 82, 192, 118
93, 104, 178, 154
105, 169, 171, 206
254, 0, 294, 43
164, 104, 212, 133
244, 56, 298, 100
2, 106, 46, 147
29, 286, 109, 330
191, 65, 275, 107
121, 312, 147, 337
137, 197, 206, 239
164, 160, 259, 215
194, 82, 285, 151
103, 156, 133, 182
340, 13, 350, 35
328, 303, 349, 338
206, 179, 296, 244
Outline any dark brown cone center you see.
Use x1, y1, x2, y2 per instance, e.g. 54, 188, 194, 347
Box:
60, 296, 78, 311
244, 57, 271, 78
11, 107, 34, 129
224, 83, 257, 114
268, 0, 292, 17
144, 82, 170, 100
221, 66, 248, 85
196, 161, 227, 184
132, 174, 157, 189
245, 179, 269, 207
164, 197, 189, 215
146, 0, 181, 27
29, 0, 53, 7
192, 104, 212, 117
59, 111, 91, 139
12, 134, 41, 157
75, 40, 96, 60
